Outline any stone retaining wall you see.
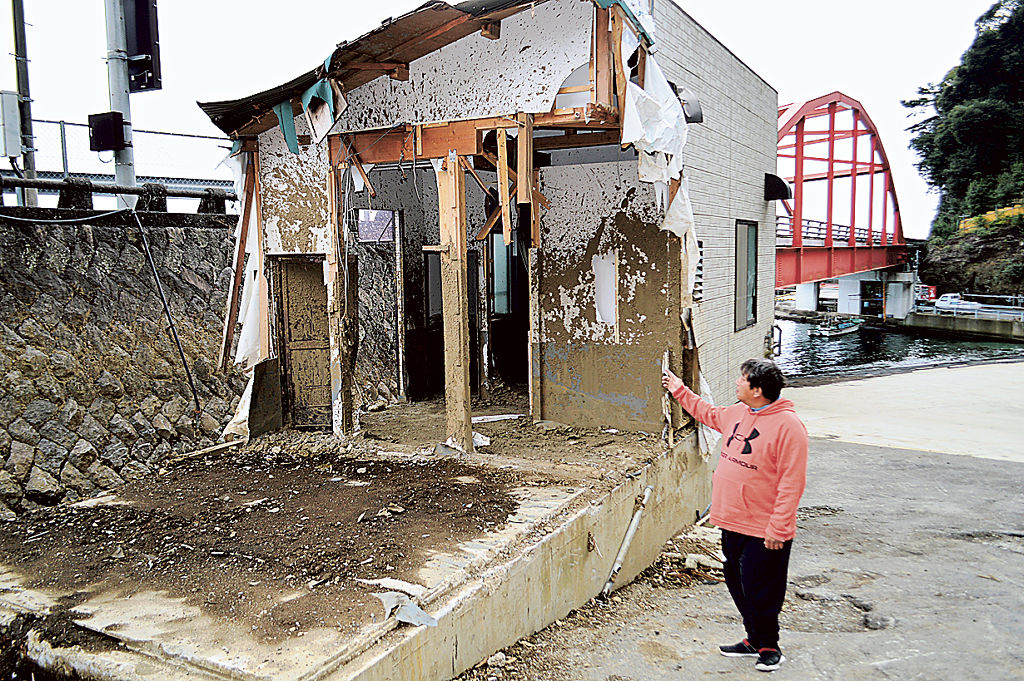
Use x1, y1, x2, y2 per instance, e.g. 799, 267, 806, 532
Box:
0, 209, 245, 517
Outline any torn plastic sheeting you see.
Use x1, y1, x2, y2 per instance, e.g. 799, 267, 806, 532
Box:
471, 414, 524, 424
697, 372, 721, 459
373, 592, 438, 627
351, 163, 375, 194
272, 100, 300, 155
222, 373, 253, 442
661, 180, 700, 295
225, 153, 265, 370
473, 431, 491, 448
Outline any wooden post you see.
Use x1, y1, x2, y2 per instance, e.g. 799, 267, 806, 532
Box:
218, 155, 256, 371
254, 151, 271, 359
528, 247, 542, 422
517, 113, 533, 204
497, 128, 513, 246
594, 8, 612, 107
436, 152, 474, 453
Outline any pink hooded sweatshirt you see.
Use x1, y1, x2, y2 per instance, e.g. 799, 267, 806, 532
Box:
672, 384, 808, 541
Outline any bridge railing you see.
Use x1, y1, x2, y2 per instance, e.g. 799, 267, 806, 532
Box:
776, 216, 894, 247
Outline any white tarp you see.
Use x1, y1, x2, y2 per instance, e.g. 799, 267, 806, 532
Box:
697, 371, 721, 459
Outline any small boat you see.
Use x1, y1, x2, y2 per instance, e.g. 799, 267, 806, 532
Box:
808, 316, 864, 338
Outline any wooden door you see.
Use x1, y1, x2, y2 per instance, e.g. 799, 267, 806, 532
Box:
280, 259, 331, 429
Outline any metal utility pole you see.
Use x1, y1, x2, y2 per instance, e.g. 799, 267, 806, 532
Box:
103, 0, 137, 207
11, 0, 37, 205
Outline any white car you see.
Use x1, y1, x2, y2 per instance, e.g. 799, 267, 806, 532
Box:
935, 293, 982, 312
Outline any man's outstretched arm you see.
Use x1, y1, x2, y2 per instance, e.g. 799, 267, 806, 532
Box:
662, 369, 728, 433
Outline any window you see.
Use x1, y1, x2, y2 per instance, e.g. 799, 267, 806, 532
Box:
356, 209, 395, 243
734, 220, 758, 330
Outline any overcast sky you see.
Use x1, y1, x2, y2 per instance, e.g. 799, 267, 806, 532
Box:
0, 0, 997, 238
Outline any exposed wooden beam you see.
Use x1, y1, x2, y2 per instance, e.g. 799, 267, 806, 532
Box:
344, 62, 407, 70
481, 151, 550, 209
342, 137, 377, 197
435, 154, 474, 454
517, 113, 533, 205
533, 130, 620, 151
480, 20, 501, 40
594, 8, 613, 106
218, 156, 257, 372
497, 128, 513, 246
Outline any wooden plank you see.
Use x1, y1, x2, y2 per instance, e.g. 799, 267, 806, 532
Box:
610, 10, 626, 111
342, 137, 377, 197
517, 113, 533, 204
480, 20, 500, 40
636, 45, 647, 89
435, 154, 474, 454
480, 151, 550, 209
474, 182, 515, 241
531, 167, 541, 247
557, 85, 592, 94
594, 8, 612, 107
254, 152, 270, 359
497, 128, 512, 246
390, 64, 410, 82
528, 247, 542, 421
218, 156, 257, 371
345, 62, 407, 70
459, 156, 491, 197
533, 130, 620, 151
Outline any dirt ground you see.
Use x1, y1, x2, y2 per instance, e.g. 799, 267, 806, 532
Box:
0, 394, 666, 652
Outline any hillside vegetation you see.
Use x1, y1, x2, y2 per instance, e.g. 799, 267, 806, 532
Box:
918, 215, 1024, 295
904, 0, 1024, 242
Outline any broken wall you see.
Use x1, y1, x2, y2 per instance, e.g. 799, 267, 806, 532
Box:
0, 212, 245, 517
356, 166, 490, 404
258, 117, 331, 255
652, 0, 779, 403
537, 160, 681, 432
333, 0, 591, 131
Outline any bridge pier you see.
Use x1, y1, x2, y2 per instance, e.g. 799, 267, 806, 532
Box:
789, 271, 916, 319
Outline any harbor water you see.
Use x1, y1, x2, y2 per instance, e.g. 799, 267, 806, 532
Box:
774, 318, 1024, 381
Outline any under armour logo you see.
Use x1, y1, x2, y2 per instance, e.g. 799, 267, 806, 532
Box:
726, 424, 760, 455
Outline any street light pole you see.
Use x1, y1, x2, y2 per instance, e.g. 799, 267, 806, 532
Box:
103, 0, 136, 208
11, 0, 37, 206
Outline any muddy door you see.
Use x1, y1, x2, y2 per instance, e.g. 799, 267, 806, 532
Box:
279, 259, 332, 429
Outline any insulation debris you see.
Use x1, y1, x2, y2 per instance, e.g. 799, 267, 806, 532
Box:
373, 591, 438, 627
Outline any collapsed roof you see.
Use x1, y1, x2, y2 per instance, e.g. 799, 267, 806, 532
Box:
198, 0, 544, 137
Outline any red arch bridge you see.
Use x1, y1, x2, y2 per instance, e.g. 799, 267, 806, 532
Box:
775, 91, 908, 288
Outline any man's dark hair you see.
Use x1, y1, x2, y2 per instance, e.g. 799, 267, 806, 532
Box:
740, 358, 786, 402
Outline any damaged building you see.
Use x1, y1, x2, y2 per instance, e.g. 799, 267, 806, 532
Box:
0, 1, 782, 679
203, 0, 778, 452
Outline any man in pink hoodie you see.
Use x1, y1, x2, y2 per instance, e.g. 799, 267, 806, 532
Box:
662, 358, 807, 673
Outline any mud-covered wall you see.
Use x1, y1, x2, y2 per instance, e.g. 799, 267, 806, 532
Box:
334, 0, 591, 131
537, 160, 681, 432
653, 0, 778, 402
0, 211, 245, 517
258, 117, 331, 255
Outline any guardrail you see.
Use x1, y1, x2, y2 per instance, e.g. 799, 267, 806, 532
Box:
913, 305, 1024, 322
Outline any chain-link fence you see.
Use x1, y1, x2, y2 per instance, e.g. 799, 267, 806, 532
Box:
3, 119, 236, 212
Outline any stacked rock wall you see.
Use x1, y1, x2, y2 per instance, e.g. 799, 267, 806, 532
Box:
0, 210, 244, 517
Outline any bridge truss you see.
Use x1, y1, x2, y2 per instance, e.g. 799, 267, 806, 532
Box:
776, 92, 907, 287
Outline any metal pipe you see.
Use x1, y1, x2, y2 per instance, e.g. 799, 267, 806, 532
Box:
11, 0, 37, 206
0, 175, 235, 201
131, 210, 202, 417
602, 485, 653, 597
104, 0, 136, 207
59, 120, 69, 178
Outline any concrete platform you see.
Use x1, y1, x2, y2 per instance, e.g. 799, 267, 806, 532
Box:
787, 360, 1024, 463
0, 413, 712, 681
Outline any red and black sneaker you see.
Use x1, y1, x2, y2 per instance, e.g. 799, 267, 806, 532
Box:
719, 639, 758, 657
755, 648, 785, 672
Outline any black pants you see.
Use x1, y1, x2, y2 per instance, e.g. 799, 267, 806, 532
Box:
720, 529, 793, 650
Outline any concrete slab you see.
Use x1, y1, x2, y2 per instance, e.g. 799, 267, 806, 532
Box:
0, 414, 712, 681
786, 361, 1024, 462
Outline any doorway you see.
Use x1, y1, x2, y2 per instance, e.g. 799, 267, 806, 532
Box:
276, 258, 332, 430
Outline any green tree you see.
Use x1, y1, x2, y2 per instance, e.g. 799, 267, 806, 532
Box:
904, 0, 1024, 239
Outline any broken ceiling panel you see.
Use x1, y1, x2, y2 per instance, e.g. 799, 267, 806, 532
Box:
259, 117, 331, 255
335, 0, 591, 131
